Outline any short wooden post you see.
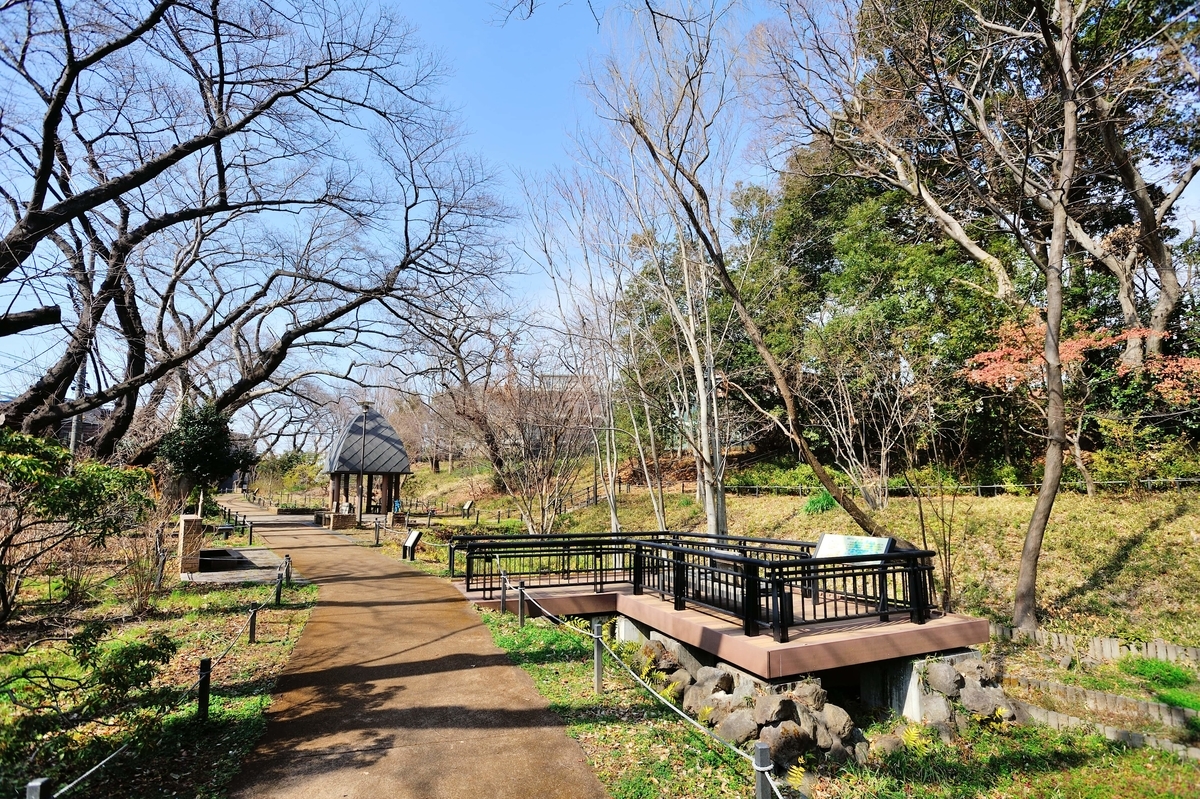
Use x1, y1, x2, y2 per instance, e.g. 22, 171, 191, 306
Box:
26, 778, 53, 799
248, 521, 254, 546
501, 579, 508, 614
197, 657, 211, 721
592, 617, 604, 694
753, 742, 772, 799
374, 520, 380, 546
248, 608, 257, 643
283, 555, 292, 586
518, 580, 526, 627
274, 572, 283, 606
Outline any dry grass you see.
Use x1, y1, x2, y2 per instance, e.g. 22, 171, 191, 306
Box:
561, 489, 1200, 647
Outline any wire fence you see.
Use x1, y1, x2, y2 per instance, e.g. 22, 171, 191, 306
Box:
24, 565, 299, 798
489, 555, 787, 799
573, 476, 1200, 506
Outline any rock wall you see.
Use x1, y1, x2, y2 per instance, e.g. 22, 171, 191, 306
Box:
633, 640, 871, 774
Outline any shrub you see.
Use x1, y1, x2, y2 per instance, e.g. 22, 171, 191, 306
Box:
803, 489, 837, 515
726, 460, 853, 488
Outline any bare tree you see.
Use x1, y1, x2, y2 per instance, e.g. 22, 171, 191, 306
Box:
489, 363, 594, 535
1, 0, 502, 461
797, 310, 948, 509
582, 0, 907, 542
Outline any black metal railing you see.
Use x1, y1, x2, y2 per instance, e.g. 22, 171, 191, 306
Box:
455, 532, 936, 641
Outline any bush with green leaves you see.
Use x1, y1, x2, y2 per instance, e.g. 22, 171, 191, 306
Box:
0, 429, 152, 623
157, 403, 256, 508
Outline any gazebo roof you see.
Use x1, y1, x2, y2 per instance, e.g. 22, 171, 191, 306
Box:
326, 407, 412, 475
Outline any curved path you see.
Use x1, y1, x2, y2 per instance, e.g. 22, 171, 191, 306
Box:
224, 499, 608, 799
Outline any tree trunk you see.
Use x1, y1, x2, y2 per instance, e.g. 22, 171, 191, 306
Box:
1013, 0, 1080, 631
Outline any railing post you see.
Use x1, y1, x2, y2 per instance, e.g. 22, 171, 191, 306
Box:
283, 554, 292, 586
449, 544, 456, 578
742, 560, 760, 637
518, 580, 526, 627
878, 562, 890, 622
274, 572, 283, 606
772, 575, 789, 643
26, 778, 53, 799
594, 544, 602, 593
374, 519, 380, 546
633, 544, 644, 595
197, 657, 211, 721
248, 521, 254, 546
501, 579, 507, 614
908, 556, 929, 624
248, 608, 257, 643
592, 616, 604, 694
465, 547, 474, 591
672, 548, 686, 611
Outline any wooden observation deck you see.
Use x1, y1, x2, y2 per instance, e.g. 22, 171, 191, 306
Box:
450, 532, 988, 682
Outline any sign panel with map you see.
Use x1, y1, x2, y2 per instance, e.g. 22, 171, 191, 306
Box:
813, 533, 894, 560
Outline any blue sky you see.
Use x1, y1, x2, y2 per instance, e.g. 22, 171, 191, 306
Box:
401, 1, 605, 189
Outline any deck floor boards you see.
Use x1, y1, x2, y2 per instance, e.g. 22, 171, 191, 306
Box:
453, 580, 988, 680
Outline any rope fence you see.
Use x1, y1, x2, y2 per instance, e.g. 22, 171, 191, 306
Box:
490, 555, 788, 799
25, 561, 300, 798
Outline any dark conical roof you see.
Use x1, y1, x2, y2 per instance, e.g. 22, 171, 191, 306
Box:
326, 408, 411, 475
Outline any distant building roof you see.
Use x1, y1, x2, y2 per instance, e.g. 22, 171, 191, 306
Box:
326, 408, 412, 475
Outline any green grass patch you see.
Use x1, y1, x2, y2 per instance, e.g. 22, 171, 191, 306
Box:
1155, 688, 1200, 712
1119, 657, 1196, 690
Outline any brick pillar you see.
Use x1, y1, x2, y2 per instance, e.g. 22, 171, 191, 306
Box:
178, 514, 203, 574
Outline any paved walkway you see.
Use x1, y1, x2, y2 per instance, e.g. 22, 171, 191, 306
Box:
224, 499, 608, 799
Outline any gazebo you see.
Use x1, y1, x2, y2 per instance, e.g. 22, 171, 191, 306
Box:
326, 406, 411, 519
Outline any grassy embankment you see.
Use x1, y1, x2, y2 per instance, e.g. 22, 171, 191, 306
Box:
480, 608, 1200, 799
0, 541, 315, 798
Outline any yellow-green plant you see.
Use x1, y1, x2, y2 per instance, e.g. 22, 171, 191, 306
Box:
786, 763, 807, 790
900, 724, 931, 755
971, 707, 1010, 728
